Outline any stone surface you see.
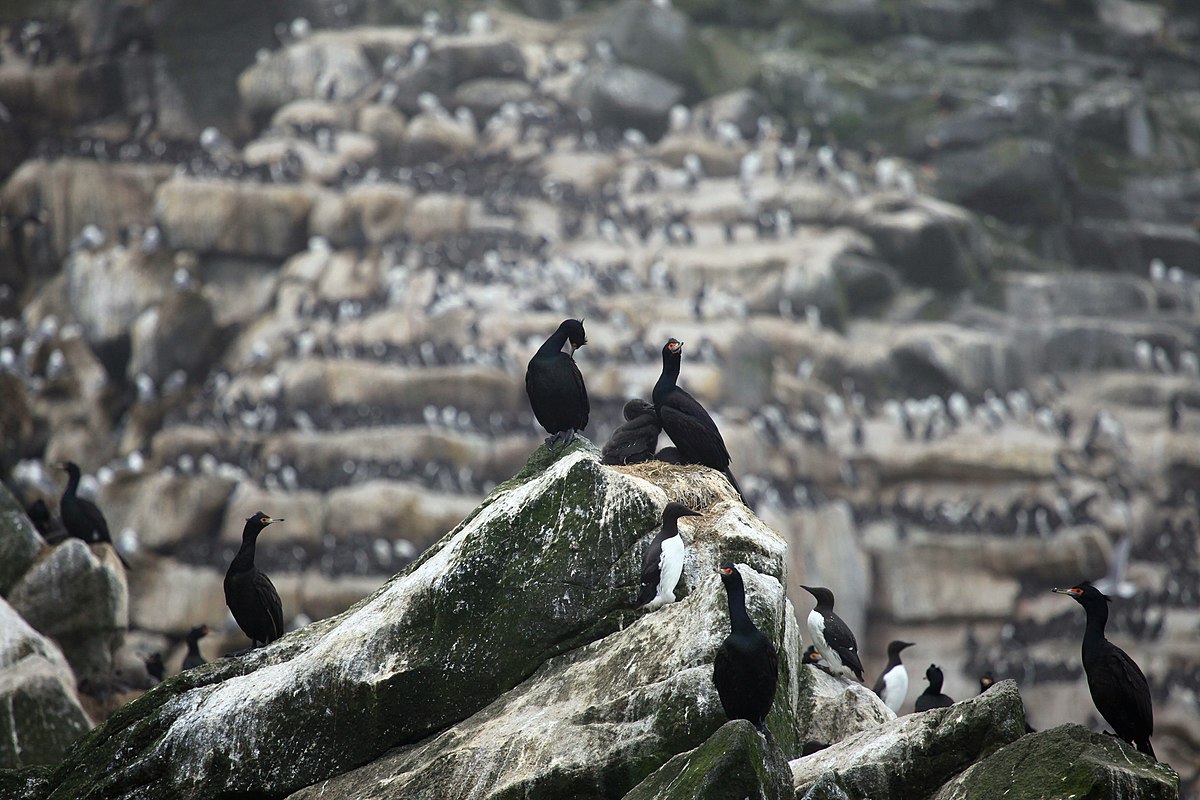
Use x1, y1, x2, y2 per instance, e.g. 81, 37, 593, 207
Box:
801, 665, 894, 748
127, 289, 220, 384
932, 724, 1179, 800
622, 720, 793, 800
791, 681, 1027, 799
0, 484, 44, 597
573, 65, 686, 138
155, 179, 316, 259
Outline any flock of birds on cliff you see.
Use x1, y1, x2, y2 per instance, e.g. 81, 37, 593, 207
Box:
33, 316, 1161, 765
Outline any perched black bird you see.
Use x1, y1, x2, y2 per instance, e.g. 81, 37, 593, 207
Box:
800, 585, 864, 681
637, 502, 700, 610
801, 645, 822, 666
873, 640, 914, 713
1053, 582, 1155, 759
225, 512, 285, 649
24, 498, 54, 539
914, 664, 954, 711
713, 563, 778, 736
143, 652, 164, 683
181, 624, 210, 670
525, 319, 589, 448
978, 671, 995, 694
601, 399, 660, 465
653, 339, 742, 498
58, 461, 128, 567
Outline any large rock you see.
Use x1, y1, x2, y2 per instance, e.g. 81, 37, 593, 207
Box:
18, 446, 800, 799
127, 289, 220, 384
791, 681, 1027, 799
592, 0, 709, 97
573, 65, 686, 138
237, 34, 377, 121
932, 137, 1068, 224
63, 246, 174, 365
887, 324, 1020, 397
155, 178, 317, 259
7, 540, 128, 682
0, 484, 43, 596
932, 724, 1179, 800
622, 720, 793, 800
801, 665, 894, 748
0, 598, 92, 769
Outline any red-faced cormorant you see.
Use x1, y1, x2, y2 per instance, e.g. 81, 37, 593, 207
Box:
914, 664, 954, 711
525, 319, 589, 448
872, 640, 914, 713
57, 461, 128, 568
144, 652, 164, 683
225, 512, 285, 649
653, 339, 742, 498
601, 398, 660, 465
713, 563, 778, 736
181, 624, 209, 670
800, 585, 864, 681
637, 502, 700, 610
1053, 582, 1155, 759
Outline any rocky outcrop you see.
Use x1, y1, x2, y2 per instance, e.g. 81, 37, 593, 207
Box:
0, 484, 43, 596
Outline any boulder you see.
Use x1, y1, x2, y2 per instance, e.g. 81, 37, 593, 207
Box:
592, 0, 707, 97
127, 289, 221, 384
932, 137, 1067, 225
452, 78, 533, 121
899, 0, 1001, 41
693, 89, 771, 140
18, 445, 799, 799
841, 194, 983, 292
932, 724, 1179, 800
573, 65, 686, 139
403, 113, 478, 165
887, 324, 1021, 398
7, 540, 128, 682
0, 483, 43, 596
0, 598, 92, 769
791, 681, 1027, 799
155, 179, 316, 259
622, 720, 793, 800
802, 665, 894, 747
237, 35, 377, 121
356, 104, 408, 161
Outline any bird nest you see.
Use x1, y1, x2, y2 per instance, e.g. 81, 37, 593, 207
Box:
611, 460, 739, 514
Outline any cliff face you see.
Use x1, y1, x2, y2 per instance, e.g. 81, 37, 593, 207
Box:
1, 446, 1178, 800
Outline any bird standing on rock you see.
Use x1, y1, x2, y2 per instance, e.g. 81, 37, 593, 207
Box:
637, 502, 700, 610
800, 585, 864, 681
57, 461, 128, 567
181, 625, 209, 670
873, 640, 914, 713
525, 319, 589, 449
653, 339, 743, 499
225, 512, 285, 649
1054, 582, 1155, 759
713, 563, 778, 736
601, 399, 660, 465
914, 664, 954, 711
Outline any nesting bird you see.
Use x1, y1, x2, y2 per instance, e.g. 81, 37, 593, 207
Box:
800, 585, 864, 680
713, 563, 778, 736
601, 399, 661, 466
1053, 582, 1155, 758
525, 319, 589, 449
225, 512, 285, 649
636, 502, 700, 611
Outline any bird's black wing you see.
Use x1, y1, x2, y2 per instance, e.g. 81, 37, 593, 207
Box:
570, 357, 589, 431
79, 498, 111, 543
713, 643, 736, 720
659, 390, 731, 467
602, 416, 660, 465
256, 571, 284, 643
871, 669, 887, 698
825, 612, 864, 680
1099, 642, 1154, 739
637, 534, 663, 606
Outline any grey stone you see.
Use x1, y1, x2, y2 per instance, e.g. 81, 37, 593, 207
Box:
0, 484, 43, 597
694, 88, 771, 140
63, 246, 174, 360
802, 666, 895, 747
932, 724, 1179, 800
0, 654, 92, 769
237, 35, 377, 121
155, 179, 317, 259
573, 65, 686, 138
127, 289, 220, 384
933, 137, 1067, 224
592, 0, 705, 96
452, 78, 533, 121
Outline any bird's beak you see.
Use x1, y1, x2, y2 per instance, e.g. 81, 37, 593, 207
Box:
684, 509, 702, 517
265, 517, 284, 525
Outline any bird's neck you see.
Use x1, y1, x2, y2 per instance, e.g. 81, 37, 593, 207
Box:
886, 654, 904, 670
724, 581, 755, 634
1082, 602, 1109, 658
537, 329, 570, 359
186, 637, 202, 656
927, 675, 943, 693
230, 536, 258, 573
653, 355, 680, 404
661, 517, 679, 539
63, 470, 80, 498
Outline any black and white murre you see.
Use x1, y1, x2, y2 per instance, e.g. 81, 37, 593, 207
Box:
637, 502, 701, 610
713, 563, 778, 736
914, 664, 954, 711
225, 512, 285, 650
800, 585, 864, 681
525, 318, 589, 448
872, 640, 914, 713
1054, 582, 1156, 759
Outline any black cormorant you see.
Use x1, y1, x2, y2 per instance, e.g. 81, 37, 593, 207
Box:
1053, 582, 1155, 758
914, 664, 954, 711
144, 652, 164, 683
800, 585, 864, 681
653, 339, 742, 497
181, 624, 209, 670
713, 563, 778, 736
525, 319, 589, 448
637, 502, 700, 610
225, 512, 285, 649
873, 640, 914, 713
601, 399, 660, 465
58, 461, 128, 567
